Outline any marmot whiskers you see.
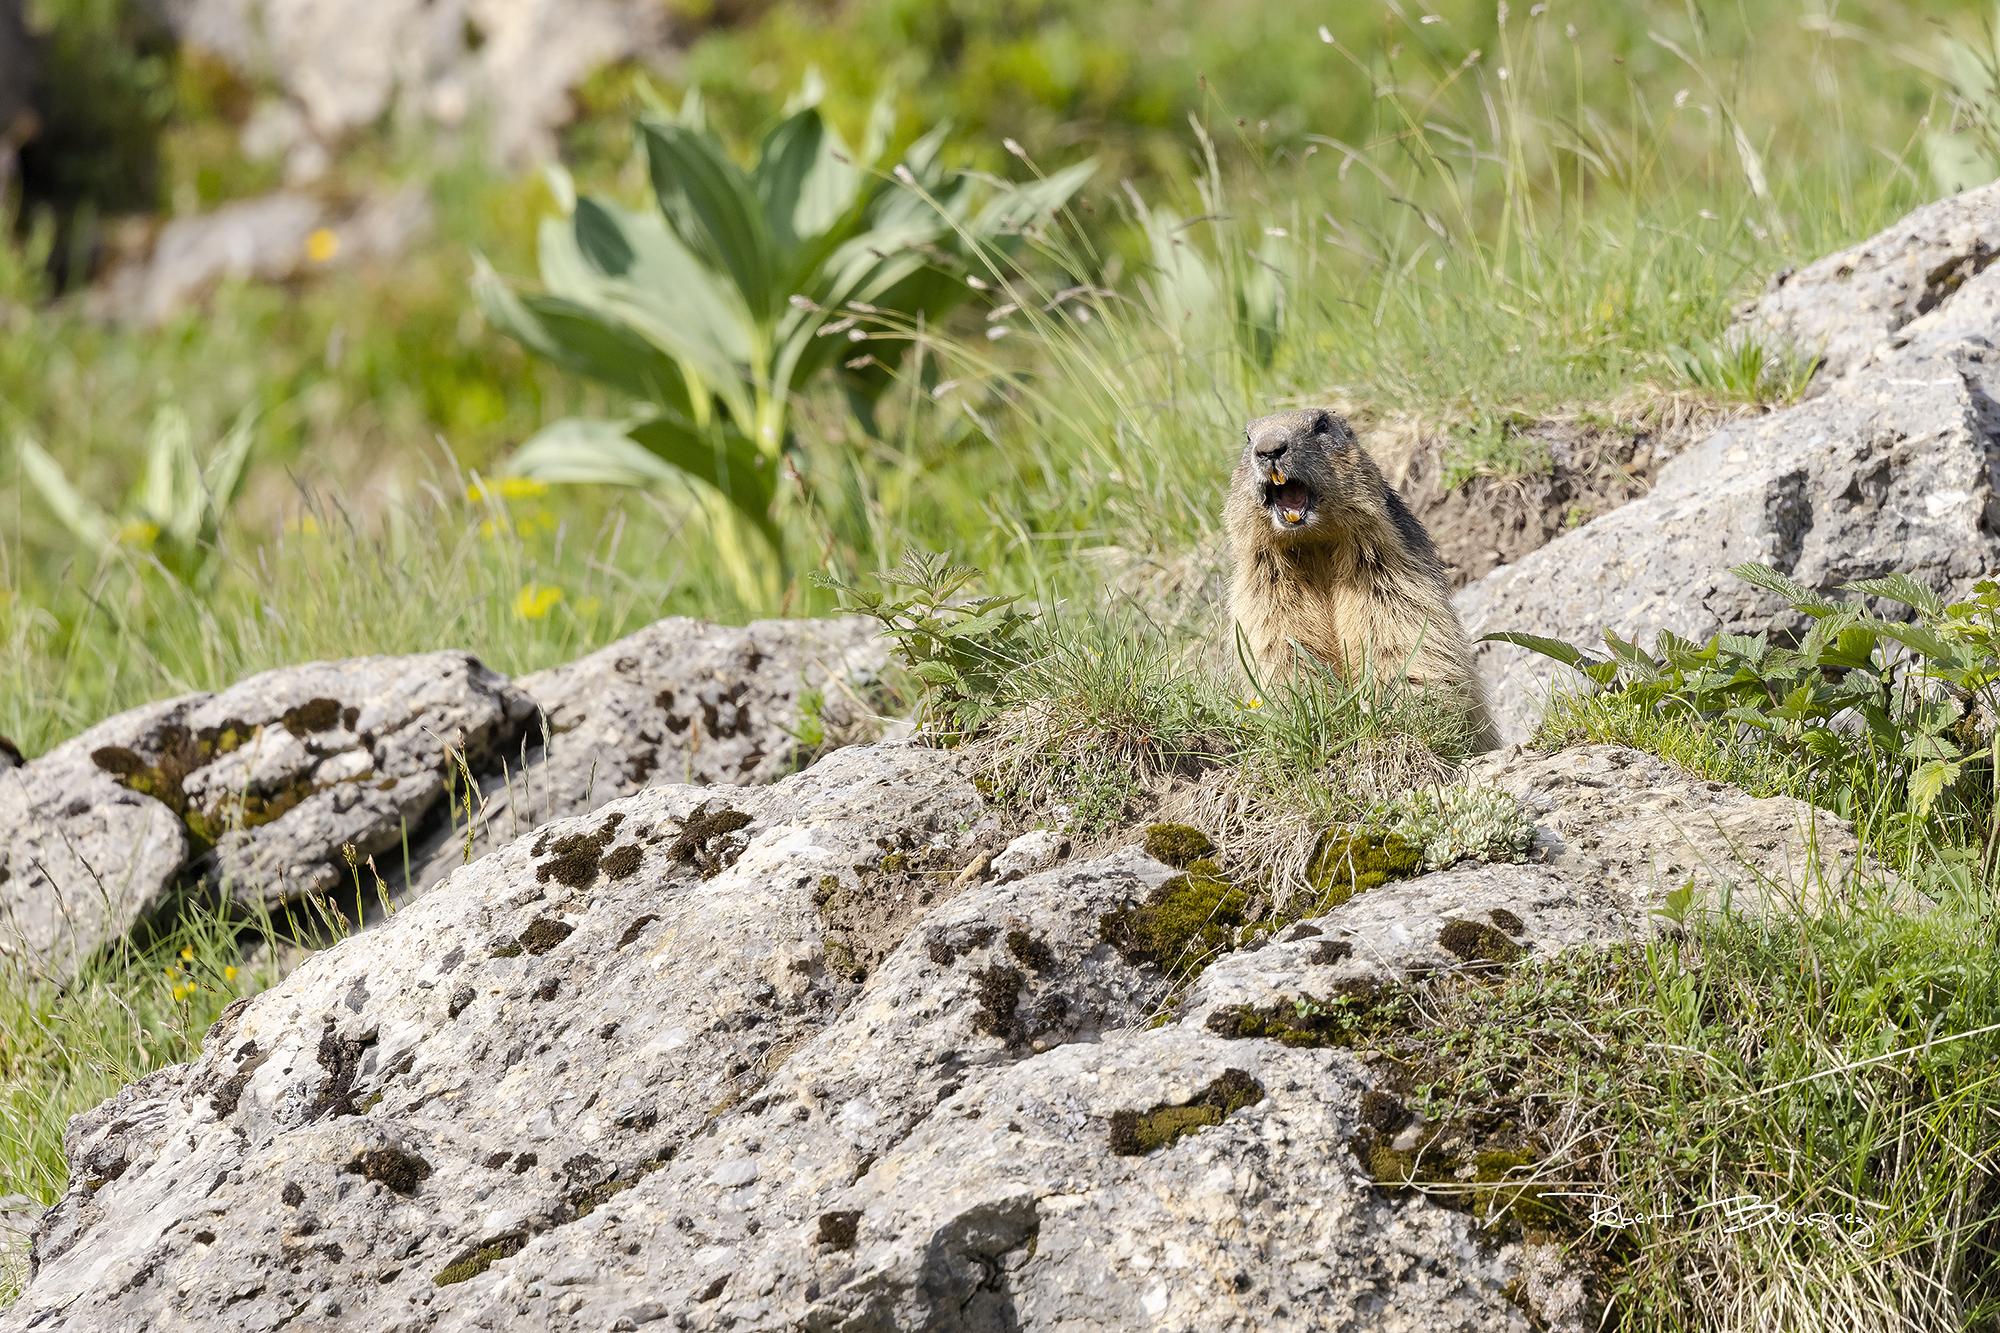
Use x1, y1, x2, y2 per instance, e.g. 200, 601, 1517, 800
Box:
1224, 407, 1497, 749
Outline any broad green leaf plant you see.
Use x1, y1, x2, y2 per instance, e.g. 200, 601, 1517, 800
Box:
1489, 563, 2000, 852
480, 82, 1092, 604
15, 408, 257, 586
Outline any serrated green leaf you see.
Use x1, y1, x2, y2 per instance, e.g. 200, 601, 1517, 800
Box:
1478, 630, 1599, 671
1844, 571, 1946, 617
1732, 561, 1831, 613
1909, 758, 1958, 817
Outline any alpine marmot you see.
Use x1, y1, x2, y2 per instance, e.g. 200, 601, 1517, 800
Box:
1224, 407, 1497, 748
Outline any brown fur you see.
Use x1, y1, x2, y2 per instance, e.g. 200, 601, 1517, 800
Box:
1225, 408, 1497, 749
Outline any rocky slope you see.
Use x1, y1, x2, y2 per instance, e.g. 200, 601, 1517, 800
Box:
3, 734, 1867, 1332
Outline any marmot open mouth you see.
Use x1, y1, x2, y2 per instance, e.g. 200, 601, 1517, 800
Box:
1262, 477, 1316, 527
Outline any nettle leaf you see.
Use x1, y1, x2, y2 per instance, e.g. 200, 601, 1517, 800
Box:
1872, 620, 1960, 663
1479, 631, 1601, 672
1909, 759, 1960, 817
1845, 571, 1946, 618
1732, 562, 1834, 614
908, 660, 964, 688
1717, 632, 1770, 666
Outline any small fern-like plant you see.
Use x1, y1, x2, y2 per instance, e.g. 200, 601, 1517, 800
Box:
1487, 563, 2000, 849
819, 552, 1035, 737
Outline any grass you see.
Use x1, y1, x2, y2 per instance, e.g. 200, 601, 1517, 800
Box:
1354, 892, 2000, 1332
0, 910, 296, 1302
5, 0, 2000, 1325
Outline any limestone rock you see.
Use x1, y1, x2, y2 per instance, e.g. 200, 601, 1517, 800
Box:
13, 744, 997, 1333
1184, 742, 1870, 1025
192, 653, 534, 907
406, 617, 885, 896
1736, 180, 2000, 384
155, 0, 666, 163
1462, 186, 2000, 741
0, 701, 192, 983
447, 847, 1180, 1330
0, 653, 531, 978
991, 828, 1069, 882
7, 737, 1577, 1332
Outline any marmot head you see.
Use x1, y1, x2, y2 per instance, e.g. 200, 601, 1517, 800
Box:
1230, 408, 1373, 545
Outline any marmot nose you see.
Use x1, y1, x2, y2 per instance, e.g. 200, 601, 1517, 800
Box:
1254, 441, 1287, 466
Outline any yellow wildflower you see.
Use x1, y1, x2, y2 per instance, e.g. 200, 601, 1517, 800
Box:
478, 517, 508, 541
497, 477, 548, 501
513, 583, 564, 621
117, 519, 161, 549
305, 227, 340, 264
223, 965, 239, 982
1242, 696, 1264, 710
179, 946, 195, 962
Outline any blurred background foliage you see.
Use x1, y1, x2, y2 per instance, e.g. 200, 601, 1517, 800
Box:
2, 0, 1998, 751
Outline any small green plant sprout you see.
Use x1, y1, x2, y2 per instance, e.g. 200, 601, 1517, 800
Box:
14, 407, 257, 585
1487, 563, 2000, 844
1653, 879, 1698, 927
819, 552, 1034, 736
479, 78, 1092, 597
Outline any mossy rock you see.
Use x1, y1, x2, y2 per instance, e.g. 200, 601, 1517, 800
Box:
433, 1234, 526, 1287
1108, 1068, 1264, 1155
1308, 827, 1421, 908
1099, 863, 1249, 979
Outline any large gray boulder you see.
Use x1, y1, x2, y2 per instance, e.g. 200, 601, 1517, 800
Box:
6, 740, 1873, 1331
1460, 186, 2000, 741
154, 0, 666, 163
407, 616, 886, 895
1736, 180, 2000, 384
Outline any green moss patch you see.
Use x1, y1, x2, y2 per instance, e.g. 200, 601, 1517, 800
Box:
345, 1145, 432, 1196
433, 1233, 526, 1286
1203, 980, 1390, 1047
667, 803, 751, 877
516, 917, 574, 956
816, 1209, 861, 1250
535, 812, 626, 887
1438, 918, 1524, 966
1099, 860, 1249, 980
280, 697, 343, 733
1307, 827, 1421, 908
1108, 1068, 1265, 1156
1141, 823, 1215, 868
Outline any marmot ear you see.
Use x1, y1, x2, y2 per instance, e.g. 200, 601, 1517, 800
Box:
1312, 410, 1333, 436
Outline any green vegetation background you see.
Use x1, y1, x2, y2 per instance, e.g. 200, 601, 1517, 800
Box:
3, 0, 1981, 754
